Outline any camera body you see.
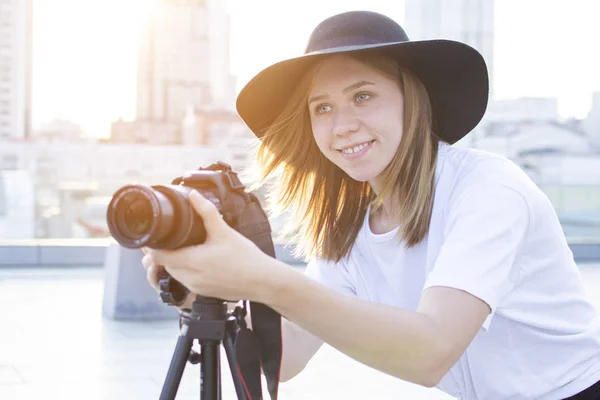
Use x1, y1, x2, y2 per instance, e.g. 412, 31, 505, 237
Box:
106, 161, 272, 252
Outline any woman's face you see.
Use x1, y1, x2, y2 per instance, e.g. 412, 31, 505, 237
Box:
308, 54, 404, 189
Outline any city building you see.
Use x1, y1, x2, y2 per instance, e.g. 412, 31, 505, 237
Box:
110, 118, 180, 145
180, 105, 257, 172
483, 97, 559, 125
33, 118, 85, 142
0, 0, 33, 139
473, 117, 600, 237
404, 0, 494, 98
477, 120, 591, 160
135, 0, 236, 127
460, 97, 560, 148
0, 138, 233, 237
404, 0, 495, 149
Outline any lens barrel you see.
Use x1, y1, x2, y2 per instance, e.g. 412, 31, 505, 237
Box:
106, 184, 208, 249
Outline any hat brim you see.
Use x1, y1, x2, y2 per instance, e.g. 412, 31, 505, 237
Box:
236, 39, 489, 144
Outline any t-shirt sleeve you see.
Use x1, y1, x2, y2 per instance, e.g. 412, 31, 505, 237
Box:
304, 256, 357, 297
423, 180, 529, 330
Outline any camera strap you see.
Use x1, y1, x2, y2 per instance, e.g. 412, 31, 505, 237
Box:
235, 301, 282, 400
233, 197, 282, 400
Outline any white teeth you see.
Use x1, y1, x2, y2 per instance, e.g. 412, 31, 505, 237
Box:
341, 142, 370, 154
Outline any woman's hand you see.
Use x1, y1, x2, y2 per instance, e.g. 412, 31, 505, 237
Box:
141, 252, 195, 309
142, 190, 275, 302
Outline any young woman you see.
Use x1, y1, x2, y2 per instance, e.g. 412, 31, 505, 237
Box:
142, 10, 600, 399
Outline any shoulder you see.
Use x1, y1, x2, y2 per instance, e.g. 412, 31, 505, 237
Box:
440, 143, 525, 182
434, 144, 538, 235
438, 143, 539, 204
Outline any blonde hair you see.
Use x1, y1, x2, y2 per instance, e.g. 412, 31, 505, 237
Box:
253, 51, 440, 263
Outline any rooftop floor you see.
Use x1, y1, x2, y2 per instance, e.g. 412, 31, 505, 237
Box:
1, 264, 599, 400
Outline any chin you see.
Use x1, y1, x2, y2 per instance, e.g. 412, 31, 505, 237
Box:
344, 170, 376, 183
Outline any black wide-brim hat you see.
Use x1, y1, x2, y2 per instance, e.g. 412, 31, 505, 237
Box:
236, 10, 489, 144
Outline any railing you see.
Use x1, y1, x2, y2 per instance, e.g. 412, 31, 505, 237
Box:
0, 238, 598, 267
0, 238, 304, 267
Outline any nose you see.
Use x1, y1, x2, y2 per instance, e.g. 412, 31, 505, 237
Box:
332, 106, 360, 137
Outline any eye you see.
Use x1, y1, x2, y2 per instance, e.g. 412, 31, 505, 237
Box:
355, 92, 371, 103
315, 104, 332, 114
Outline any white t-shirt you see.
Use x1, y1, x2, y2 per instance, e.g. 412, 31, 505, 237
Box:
304, 142, 600, 400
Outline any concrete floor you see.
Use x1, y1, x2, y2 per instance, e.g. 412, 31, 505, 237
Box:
1, 264, 599, 400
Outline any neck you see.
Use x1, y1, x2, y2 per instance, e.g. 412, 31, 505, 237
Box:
368, 191, 399, 235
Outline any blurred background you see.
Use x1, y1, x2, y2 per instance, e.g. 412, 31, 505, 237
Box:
0, 0, 600, 244
0, 1, 599, 399
0, 0, 599, 243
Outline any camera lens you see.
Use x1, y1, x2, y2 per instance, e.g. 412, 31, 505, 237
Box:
107, 183, 210, 250
107, 184, 176, 248
120, 193, 153, 237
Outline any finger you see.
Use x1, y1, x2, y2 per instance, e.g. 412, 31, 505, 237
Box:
164, 265, 197, 293
145, 248, 177, 268
189, 190, 227, 238
141, 254, 152, 270
146, 263, 164, 291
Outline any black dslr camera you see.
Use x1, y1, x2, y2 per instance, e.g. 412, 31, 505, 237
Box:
106, 161, 274, 305
105, 162, 281, 400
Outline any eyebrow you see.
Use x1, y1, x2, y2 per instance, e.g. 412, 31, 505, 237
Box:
308, 80, 375, 105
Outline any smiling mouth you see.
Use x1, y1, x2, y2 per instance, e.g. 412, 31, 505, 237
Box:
338, 140, 375, 155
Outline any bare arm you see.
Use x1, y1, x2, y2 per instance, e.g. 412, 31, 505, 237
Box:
243, 302, 323, 381
279, 318, 323, 382
258, 259, 490, 388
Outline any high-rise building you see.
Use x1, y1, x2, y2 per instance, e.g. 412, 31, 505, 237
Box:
136, 0, 236, 124
0, 0, 33, 139
404, 0, 495, 98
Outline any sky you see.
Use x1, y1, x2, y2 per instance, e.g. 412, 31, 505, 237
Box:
31, 0, 600, 138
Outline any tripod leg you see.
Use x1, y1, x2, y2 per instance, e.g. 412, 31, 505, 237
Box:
223, 331, 248, 400
200, 341, 220, 400
160, 325, 194, 400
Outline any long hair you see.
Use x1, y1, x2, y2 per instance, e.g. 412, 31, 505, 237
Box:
253, 51, 440, 263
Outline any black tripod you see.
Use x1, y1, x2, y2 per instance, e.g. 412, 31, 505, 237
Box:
159, 296, 250, 400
